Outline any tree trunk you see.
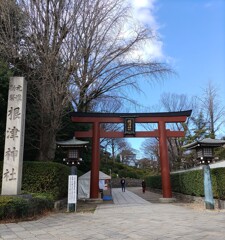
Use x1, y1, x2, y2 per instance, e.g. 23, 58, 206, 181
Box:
38, 129, 56, 161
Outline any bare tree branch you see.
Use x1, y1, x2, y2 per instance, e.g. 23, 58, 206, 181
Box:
0, 0, 172, 161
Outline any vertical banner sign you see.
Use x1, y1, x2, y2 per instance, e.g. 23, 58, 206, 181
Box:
124, 118, 135, 135
68, 175, 77, 204
1, 77, 27, 195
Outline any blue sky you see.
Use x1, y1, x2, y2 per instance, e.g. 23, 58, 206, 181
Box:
128, 0, 225, 156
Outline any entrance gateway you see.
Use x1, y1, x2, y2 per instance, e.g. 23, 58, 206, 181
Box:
71, 110, 192, 199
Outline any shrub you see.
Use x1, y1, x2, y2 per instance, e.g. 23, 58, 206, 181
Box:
0, 161, 70, 199
0, 195, 54, 220
146, 167, 225, 199
211, 168, 225, 200
171, 171, 204, 196
145, 175, 161, 189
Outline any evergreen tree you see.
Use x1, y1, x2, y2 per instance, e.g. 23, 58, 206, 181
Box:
0, 60, 14, 159
188, 111, 209, 142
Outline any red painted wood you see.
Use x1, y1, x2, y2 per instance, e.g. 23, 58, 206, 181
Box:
90, 122, 100, 199
166, 130, 185, 137
158, 121, 172, 198
75, 130, 185, 138
71, 116, 122, 123
75, 130, 93, 138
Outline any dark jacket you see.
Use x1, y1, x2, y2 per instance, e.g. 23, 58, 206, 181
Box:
121, 179, 125, 185
142, 181, 146, 188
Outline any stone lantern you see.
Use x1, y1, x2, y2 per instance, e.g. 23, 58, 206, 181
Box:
183, 138, 225, 209
57, 137, 89, 168
56, 137, 89, 212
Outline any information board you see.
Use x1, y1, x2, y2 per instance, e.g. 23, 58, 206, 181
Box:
68, 175, 77, 204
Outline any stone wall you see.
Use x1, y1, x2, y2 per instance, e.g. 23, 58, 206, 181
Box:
173, 191, 225, 209
149, 188, 225, 209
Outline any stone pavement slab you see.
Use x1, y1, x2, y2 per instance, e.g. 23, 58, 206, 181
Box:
112, 188, 150, 205
1, 188, 225, 239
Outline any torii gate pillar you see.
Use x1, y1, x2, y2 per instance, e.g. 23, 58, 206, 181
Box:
158, 121, 172, 198
90, 122, 100, 198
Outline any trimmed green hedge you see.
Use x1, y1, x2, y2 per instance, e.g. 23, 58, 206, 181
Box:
171, 170, 204, 196
0, 161, 70, 199
146, 167, 225, 200
0, 195, 54, 220
212, 168, 225, 199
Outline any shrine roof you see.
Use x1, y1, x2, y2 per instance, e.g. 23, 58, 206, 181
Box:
183, 138, 225, 149
56, 137, 89, 147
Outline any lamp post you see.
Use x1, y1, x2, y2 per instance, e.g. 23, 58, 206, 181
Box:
57, 137, 89, 212
183, 138, 225, 210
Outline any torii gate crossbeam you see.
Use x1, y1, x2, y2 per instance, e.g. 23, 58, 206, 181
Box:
71, 110, 192, 199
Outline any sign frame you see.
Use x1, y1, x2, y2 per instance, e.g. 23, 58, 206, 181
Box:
124, 118, 135, 135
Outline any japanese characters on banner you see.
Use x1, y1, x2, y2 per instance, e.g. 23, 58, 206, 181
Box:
68, 175, 77, 204
1, 77, 27, 195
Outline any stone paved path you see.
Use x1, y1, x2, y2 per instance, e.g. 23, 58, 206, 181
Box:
1, 188, 225, 240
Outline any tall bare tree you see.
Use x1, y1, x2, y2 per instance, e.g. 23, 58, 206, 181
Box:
0, 0, 83, 160
139, 93, 194, 169
199, 82, 225, 139
0, 0, 171, 161
141, 138, 159, 159
69, 0, 171, 112
140, 138, 160, 171
102, 138, 133, 163
160, 93, 195, 169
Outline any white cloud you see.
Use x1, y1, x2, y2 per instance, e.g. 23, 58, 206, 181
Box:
130, 0, 158, 28
129, 0, 166, 61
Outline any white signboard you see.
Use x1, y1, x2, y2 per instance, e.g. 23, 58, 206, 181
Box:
68, 175, 77, 204
1, 77, 27, 195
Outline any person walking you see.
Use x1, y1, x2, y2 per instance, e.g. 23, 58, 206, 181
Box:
142, 180, 146, 193
121, 177, 126, 192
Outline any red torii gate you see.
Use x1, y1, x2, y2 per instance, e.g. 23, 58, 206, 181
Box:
71, 110, 192, 199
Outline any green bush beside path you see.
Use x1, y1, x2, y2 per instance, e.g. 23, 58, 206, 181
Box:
145, 167, 225, 200
0, 161, 70, 221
